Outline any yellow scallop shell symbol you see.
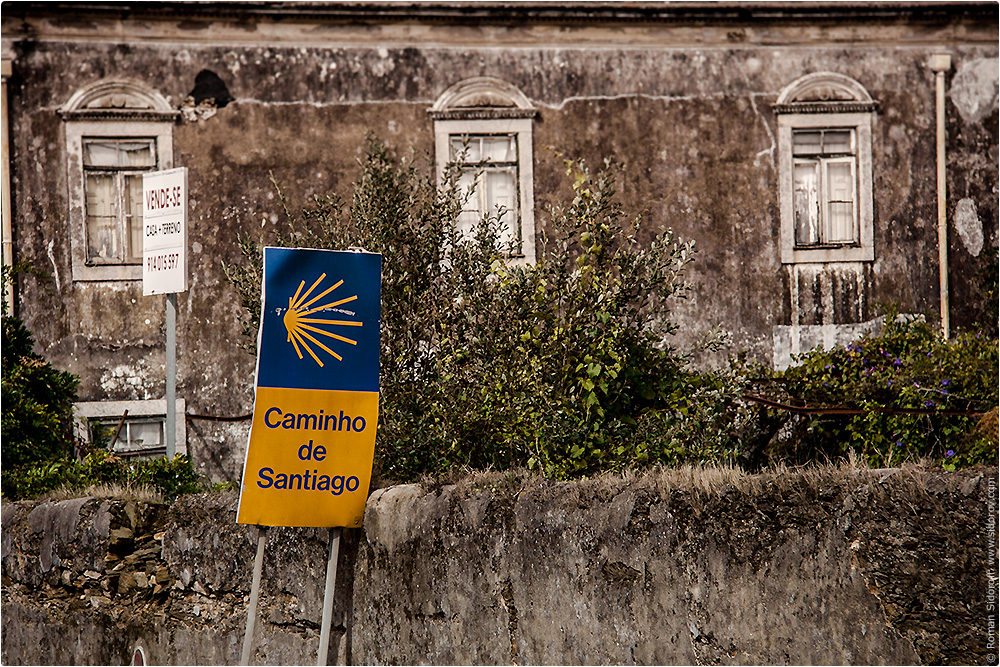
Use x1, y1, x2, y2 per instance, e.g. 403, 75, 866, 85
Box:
282, 273, 362, 367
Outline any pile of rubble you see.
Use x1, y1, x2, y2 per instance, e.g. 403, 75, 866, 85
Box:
1, 496, 249, 629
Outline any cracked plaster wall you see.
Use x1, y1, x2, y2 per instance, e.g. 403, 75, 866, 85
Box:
1, 15, 996, 481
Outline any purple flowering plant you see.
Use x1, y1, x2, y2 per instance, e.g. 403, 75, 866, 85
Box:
778, 306, 998, 469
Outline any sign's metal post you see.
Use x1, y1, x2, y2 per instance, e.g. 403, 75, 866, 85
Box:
165, 292, 177, 458
241, 525, 268, 666
143, 167, 187, 460
317, 527, 342, 666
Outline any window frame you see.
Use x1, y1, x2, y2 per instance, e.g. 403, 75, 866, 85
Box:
74, 398, 187, 459
774, 73, 876, 265
778, 112, 873, 264
82, 137, 158, 266
448, 132, 523, 253
435, 118, 536, 263
430, 78, 537, 264
791, 128, 860, 248
61, 80, 177, 282
66, 123, 173, 281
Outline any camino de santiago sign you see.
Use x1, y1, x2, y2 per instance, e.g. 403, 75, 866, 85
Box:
237, 247, 382, 528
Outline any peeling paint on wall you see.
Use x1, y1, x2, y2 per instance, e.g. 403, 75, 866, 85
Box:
950, 57, 1000, 124
774, 262, 875, 369
100, 363, 158, 400
954, 197, 985, 256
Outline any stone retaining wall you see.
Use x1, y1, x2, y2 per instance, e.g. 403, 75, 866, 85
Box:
2, 465, 996, 665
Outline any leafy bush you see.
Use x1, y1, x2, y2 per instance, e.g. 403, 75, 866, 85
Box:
128, 454, 204, 499
1, 451, 203, 501
226, 138, 745, 480
230, 138, 994, 479
1, 266, 80, 492
1, 266, 205, 501
771, 310, 998, 469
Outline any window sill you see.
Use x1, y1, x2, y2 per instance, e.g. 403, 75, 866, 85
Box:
71, 263, 143, 282
783, 245, 873, 264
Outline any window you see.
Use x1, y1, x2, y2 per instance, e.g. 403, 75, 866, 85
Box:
74, 399, 186, 459
83, 138, 156, 265
92, 417, 165, 458
774, 73, 877, 264
450, 134, 520, 247
430, 78, 537, 262
61, 79, 178, 281
792, 129, 857, 247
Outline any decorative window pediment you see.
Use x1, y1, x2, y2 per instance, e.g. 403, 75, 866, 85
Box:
773, 72, 878, 115
59, 79, 179, 122
429, 77, 537, 121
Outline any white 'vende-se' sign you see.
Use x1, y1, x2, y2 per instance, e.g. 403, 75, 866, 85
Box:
142, 167, 188, 295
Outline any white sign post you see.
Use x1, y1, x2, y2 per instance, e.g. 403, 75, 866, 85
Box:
142, 167, 188, 459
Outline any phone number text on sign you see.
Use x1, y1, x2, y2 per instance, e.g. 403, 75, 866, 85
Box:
147, 252, 181, 272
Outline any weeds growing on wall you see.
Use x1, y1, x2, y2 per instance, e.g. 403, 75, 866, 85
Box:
225, 137, 750, 480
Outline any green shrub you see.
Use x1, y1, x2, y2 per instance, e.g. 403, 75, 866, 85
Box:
226, 138, 745, 480
128, 454, 204, 499
1, 451, 204, 501
773, 310, 998, 468
1, 266, 81, 494
1, 266, 206, 501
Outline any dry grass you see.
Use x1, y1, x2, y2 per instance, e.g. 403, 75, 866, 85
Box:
419, 452, 981, 507
41, 482, 164, 504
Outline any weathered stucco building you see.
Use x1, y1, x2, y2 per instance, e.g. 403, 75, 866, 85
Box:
1, 2, 997, 482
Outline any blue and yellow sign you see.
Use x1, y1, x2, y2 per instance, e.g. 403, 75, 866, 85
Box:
237, 247, 381, 528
